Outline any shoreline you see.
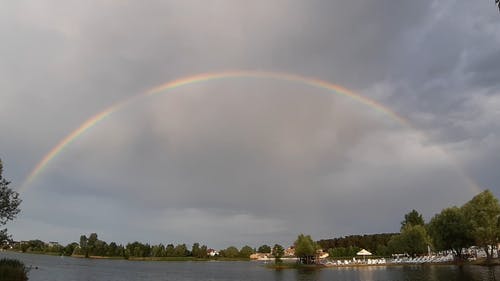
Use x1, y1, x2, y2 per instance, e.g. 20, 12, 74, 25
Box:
3, 250, 250, 262
266, 262, 456, 270
267, 258, 500, 270
5, 250, 500, 268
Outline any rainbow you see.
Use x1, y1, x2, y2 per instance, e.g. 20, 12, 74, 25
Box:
20, 70, 481, 193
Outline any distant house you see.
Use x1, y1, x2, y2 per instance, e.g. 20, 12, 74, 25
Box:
250, 253, 270, 260
285, 246, 295, 257
316, 249, 329, 259
1, 240, 16, 249
48, 241, 60, 247
207, 249, 219, 257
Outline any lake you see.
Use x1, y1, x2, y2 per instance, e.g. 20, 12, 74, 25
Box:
2, 251, 499, 281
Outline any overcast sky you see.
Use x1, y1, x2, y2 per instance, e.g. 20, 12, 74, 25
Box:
1, 1, 499, 249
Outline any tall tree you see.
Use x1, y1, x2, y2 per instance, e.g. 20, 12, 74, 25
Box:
87, 233, 98, 256
390, 210, 430, 256
294, 234, 318, 264
174, 244, 189, 257
272, 244, 284, 264
462, 190, 500, 263
165, 244, 175, 257
239, 245, 254, 258
199, 245, 208, 259
401, 209, 425, 231
222, 246, 239, 258
0, 159, 21, 246
64, 242, 79, 256
258, 244, 271, 253
191, 243, 200, 258
107, 242, 120, 257
80, 235, 89, 258
388, 225, 431, 256
428, 206, 474, 260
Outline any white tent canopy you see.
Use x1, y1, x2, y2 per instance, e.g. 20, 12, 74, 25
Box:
357, 249, 372, 256
357, 249, 372, 261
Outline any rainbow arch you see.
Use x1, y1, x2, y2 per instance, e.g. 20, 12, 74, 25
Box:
20, 70, 481, 194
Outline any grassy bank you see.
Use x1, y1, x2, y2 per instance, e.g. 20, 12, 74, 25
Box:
0, 258, 29, 281
266, 263, 322, 270
67, 253, 250, 262
8, 250, 250, 262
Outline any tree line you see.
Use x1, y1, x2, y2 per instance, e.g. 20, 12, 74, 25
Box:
11, 232, 274, 260
386, 190, 500, 262
317, 233, 397, 258
313, 190, 500, 263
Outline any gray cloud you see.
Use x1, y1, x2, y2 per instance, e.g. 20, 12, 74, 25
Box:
1, 1, 499, 248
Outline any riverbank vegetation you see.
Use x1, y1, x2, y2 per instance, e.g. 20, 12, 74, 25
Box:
317, 190, 500, 265
0, 258, 28, 281
10, 233, 256, 261
318, 233, 396, 258
0, 159, 26, 280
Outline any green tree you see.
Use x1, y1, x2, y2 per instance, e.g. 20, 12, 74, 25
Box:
20, 242, 29, 253
272, 244, 284, 264
174, 244, 188, 257
0, 229, 10, 248
165, 244, 175, 257
80, 235, 89, 258
94, 239, 107, 256
258, 244, 271, 253
239, 245, 254, 258
126, 241, 150, 257
191, 243, 201, 258
0, 159, 21, 246
327, 246, 361, 258
25, 239, 45, 252
107, 242, 119, 257
121, 245, 129, 259
63, 242, 79, 256
87, 233, 98, 256
317, 233, 396, 255
45, 243, 64, 254
152, 244, 166, 257
199, 245, 208, 259
328, 247, 344, 258
462, 190, 500, 263
222, 246, 239, 258
388, 225, 431, 256
294, 234, 318, 264
428, 206, 474, 260
401, 209, 425, 231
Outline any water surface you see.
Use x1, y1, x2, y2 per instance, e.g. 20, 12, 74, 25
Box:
2, 251, 499, 281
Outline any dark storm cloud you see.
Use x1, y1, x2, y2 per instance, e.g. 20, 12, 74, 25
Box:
1, 1, 499, 248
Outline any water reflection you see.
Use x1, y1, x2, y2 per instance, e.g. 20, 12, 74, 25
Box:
295, 268, 321, 281
474, 266, 499, 281
2, 251, 500, 281
417, 264, 499, 281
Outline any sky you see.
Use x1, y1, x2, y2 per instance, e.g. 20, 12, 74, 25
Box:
1, 1, 499, 249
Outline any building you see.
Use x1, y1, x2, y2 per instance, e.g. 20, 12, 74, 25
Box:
207, 249, 219, 257
284, 246, 295, 257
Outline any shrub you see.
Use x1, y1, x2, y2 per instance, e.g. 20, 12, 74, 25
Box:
0, 258, 29, 281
